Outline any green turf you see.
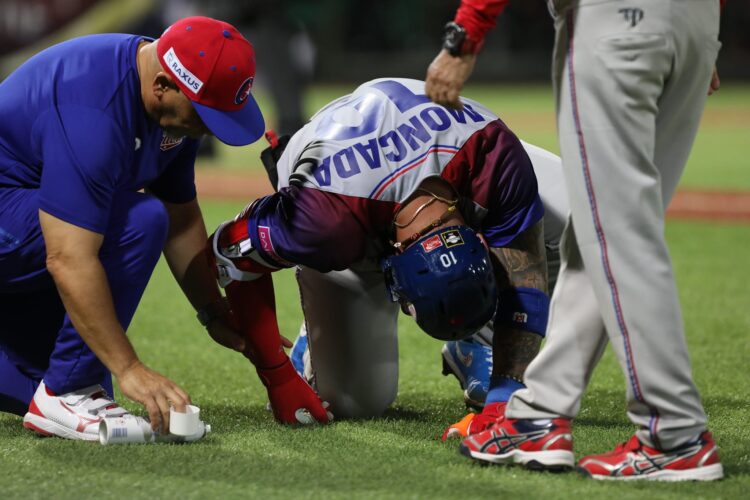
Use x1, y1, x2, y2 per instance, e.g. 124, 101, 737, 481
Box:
1, 201, 748, 498
2, 84, 748, 496
203, 82, 750, 191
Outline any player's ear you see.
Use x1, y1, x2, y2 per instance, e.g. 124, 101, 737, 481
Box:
152, 73, 177, 99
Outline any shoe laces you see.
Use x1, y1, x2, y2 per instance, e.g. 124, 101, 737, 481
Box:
613, 435, 643, 454
469, 402, 506, 433
65, 385, 128, 417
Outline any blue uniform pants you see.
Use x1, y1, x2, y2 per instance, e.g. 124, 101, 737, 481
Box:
0, 188, 168, 415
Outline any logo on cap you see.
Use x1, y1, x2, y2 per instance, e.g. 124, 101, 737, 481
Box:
163, 47, 203, 94
234, 77, 255, 105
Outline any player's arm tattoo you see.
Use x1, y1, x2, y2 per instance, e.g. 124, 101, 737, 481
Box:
491, 219, 548, 293
489, 219, 548, 380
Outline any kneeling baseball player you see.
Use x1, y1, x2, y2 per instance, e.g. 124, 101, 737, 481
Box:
205, 78, 568, 435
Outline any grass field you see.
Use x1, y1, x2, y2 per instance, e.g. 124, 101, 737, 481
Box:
1, 85, 749, 499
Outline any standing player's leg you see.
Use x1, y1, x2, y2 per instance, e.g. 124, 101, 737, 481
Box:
545, 0, 719, 451
622, 0, 721, 449
297, 263, 400, 419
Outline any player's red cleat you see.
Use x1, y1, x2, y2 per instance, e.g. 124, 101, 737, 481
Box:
442, 402, 506, 440
577, 431, 724, 481
459, 417, 574, 471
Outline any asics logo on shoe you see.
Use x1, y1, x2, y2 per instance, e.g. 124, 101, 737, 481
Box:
478, 427, 564, 454
584, 442, 710, 477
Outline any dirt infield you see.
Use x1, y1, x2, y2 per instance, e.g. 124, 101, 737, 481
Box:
196, 170, 750, 223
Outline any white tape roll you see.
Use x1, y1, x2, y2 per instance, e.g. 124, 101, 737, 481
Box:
169, 404, 200, 436
99, 415, 153, 445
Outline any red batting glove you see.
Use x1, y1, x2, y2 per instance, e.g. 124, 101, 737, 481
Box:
257, 358, 333, 425
441, 402, 506, 440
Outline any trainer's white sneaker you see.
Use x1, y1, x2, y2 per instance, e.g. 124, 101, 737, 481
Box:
23, 381, 129, 441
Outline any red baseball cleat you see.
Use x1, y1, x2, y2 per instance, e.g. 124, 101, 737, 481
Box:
442, 402, 506, 440
459, 417, 574, 471
577, 431, 724, 481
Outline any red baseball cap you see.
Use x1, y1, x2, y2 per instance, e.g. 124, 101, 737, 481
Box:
157, 16, 265, 146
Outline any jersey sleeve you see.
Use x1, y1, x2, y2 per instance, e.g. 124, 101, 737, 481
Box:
246, 186, 377, 272
455, 0, 512, 49
35, 105, 129, 233
147, 139, 199, 203
480, 136, 545, 247
443, 120, 544, 248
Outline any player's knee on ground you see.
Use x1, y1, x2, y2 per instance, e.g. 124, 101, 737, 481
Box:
316, 368, 398, 419
322, 385, 398, 419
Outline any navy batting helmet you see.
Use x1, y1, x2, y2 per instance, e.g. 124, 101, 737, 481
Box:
381, 225, 498, 341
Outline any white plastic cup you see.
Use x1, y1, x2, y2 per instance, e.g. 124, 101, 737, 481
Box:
169, 404, 200, 436
99, 415, 153, 445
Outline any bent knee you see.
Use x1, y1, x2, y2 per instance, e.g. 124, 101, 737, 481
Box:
322, 385, 397, 419
129, 195, 169, 244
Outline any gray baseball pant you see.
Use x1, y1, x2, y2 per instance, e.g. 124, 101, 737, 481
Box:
507, 0, 721, 450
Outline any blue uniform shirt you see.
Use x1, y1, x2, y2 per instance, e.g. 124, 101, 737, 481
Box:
0, 34, 198, 234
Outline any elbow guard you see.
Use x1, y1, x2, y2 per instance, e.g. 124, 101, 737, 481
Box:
497, 287, 550, 337
208, 207, 281, 288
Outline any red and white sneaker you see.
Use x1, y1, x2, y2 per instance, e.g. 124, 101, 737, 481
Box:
23, 381, 129, 441
442, 402, 507, 440
577, 431, 724, 481
459, 417, 575, 471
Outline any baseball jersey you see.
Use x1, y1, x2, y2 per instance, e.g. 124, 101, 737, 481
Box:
245, 78, 544, 273
0, 34, 199, 234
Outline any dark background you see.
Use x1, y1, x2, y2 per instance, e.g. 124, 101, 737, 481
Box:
1, 0, 748, 81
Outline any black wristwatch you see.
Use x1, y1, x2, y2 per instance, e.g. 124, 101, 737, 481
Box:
442, 21, 479, 56
197, 298, 229, 327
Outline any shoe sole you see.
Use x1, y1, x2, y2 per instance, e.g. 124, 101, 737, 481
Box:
23, 412, 99, 441
577, 463, 724, 481
441, 349, 485, 410
460, 443, 574, 471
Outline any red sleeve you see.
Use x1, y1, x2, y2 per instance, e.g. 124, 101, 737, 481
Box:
455, 0, 512, 51
225, 276, 288, 370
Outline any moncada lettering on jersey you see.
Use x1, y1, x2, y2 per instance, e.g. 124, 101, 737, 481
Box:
308, 104, 486, 187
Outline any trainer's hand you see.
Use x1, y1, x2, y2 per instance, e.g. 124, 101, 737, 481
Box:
425, 49, 476, 109
257, 358, 333, 425
117, 361, 191, 432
